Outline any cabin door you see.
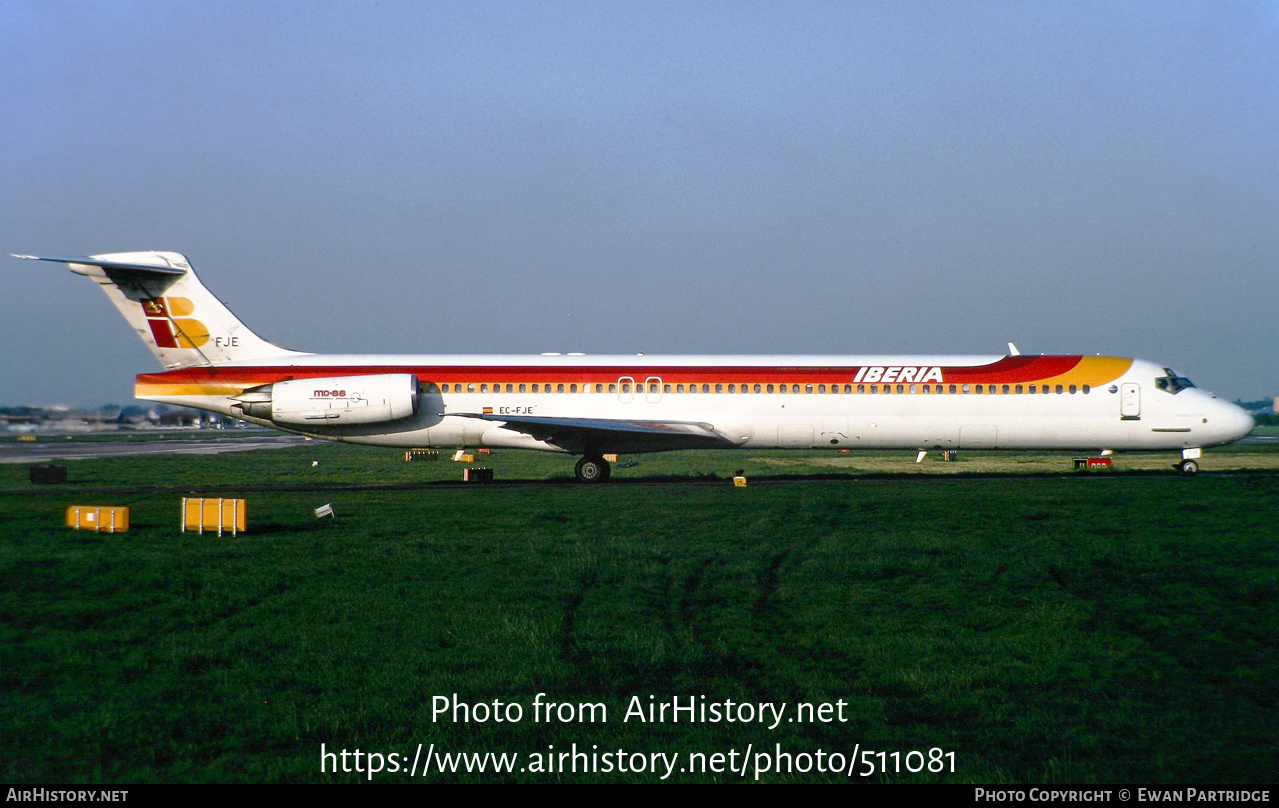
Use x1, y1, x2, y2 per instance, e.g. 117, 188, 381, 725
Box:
1120, 383, 1141, 420
645, 377, 663, 404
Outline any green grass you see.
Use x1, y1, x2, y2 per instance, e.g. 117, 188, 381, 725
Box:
1, 443, 1276, 782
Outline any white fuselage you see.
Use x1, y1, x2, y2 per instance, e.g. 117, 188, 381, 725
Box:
136, 353, 1255, 455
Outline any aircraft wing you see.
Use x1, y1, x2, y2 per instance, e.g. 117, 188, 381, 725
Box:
450, 412, 734, 454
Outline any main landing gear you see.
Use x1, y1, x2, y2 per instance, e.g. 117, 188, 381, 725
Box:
574, 455, 612, 483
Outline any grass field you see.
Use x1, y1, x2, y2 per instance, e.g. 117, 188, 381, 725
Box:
1, 440, 1276, 782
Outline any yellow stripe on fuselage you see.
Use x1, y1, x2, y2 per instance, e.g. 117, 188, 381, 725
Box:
135, 381, 246, 397
1033, 356, 1132, 388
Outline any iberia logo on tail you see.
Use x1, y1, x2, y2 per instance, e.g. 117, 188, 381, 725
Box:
141, 297, 210, 349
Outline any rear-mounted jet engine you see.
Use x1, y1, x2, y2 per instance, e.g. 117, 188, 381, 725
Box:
234, 374, 419, 426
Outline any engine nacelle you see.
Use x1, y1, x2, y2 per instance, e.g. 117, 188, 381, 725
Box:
235, 374, 419, 426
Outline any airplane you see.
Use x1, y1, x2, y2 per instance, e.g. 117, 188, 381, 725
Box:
15, 250, 1255, 480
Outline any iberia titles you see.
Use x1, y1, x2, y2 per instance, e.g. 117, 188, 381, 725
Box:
852, 366, 943, 384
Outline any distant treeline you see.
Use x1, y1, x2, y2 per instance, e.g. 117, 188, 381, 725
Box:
1237, 400, 1277, 427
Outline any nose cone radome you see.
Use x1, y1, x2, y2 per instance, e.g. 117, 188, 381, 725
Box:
1231, 405, 1256, 441
1217, 400, 1255, 444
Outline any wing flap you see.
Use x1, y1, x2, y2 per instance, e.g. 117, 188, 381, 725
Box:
452, 412, 733, 454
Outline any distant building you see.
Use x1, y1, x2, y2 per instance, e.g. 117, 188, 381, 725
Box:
1, 404, 252, 433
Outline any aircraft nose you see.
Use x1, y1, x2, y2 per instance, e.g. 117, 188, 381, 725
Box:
1217, 400, 1255, 443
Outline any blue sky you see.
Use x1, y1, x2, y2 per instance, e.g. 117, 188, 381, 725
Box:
3, 1, 1276, 405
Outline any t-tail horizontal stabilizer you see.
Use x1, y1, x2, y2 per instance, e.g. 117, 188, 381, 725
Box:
13, 251, 308, 369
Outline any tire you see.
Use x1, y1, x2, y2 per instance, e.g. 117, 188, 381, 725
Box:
1178, 459, 1199, 476
575, 456, 611, 483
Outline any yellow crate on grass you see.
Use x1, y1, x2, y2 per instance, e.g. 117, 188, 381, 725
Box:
181, 497, 246, 536
66, 506, 129, 533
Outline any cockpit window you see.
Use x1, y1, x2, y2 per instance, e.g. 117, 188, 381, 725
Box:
1155, 368, 1196, 394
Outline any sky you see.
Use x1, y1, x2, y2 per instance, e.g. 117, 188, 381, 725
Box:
2, 1, 1276, 406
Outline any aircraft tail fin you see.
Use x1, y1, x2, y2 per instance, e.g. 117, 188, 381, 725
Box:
13, 251, 307, 369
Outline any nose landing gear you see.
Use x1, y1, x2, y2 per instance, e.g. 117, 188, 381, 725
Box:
1176, 448, 1202, 476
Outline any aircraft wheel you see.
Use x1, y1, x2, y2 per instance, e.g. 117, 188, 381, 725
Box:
1178, 459, 1199, 476
575, 456, 611, 483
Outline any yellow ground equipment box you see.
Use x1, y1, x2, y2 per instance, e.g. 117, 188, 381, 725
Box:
732, 476, 748, 488
66, 506, 129, 533
181, 497, 247, 536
